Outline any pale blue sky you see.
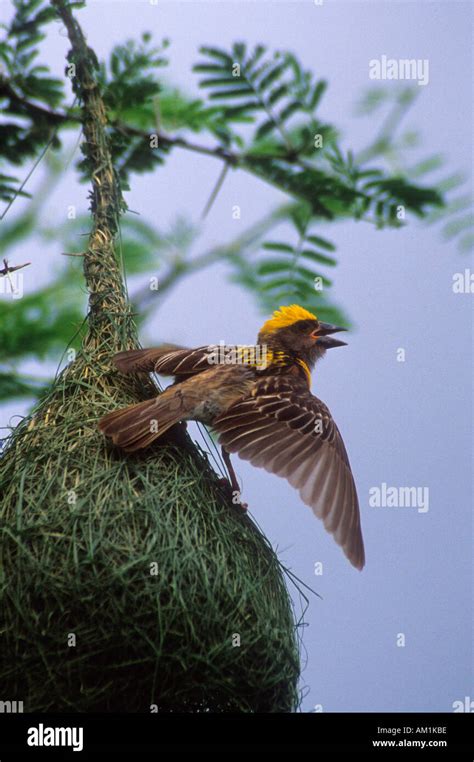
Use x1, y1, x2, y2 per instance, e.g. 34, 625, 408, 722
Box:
0, 0, 472, 712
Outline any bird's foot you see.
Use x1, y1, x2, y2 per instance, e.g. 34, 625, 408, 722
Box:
216, 477, 248, 514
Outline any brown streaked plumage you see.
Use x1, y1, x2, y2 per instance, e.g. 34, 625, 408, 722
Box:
99, 305, 365, 570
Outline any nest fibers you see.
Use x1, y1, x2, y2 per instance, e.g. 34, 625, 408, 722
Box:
0, 347, 301, 712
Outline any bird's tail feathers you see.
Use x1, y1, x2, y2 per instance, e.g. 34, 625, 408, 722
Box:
99, 396, 181, 452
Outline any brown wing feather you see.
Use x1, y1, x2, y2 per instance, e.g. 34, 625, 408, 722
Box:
113, 345, 214, 376
213, 376, 365, 570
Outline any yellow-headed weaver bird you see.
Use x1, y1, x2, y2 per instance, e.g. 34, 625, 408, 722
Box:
99, 305, 365, 569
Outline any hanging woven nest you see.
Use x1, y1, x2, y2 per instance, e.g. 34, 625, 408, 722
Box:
0, 0, 300, 713
0, 346, 300, 712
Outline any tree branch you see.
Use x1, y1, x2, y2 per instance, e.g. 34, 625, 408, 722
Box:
0, 77, 316, 171
0, 78, 239, 163
0, 78, 75, 125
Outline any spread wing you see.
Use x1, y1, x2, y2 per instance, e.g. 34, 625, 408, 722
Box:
213, 376, 365, 570
113, 345, 215, 376
113, 344, 263, 378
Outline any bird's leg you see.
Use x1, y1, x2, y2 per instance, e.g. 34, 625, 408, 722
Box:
221, 447, 248, 512
221, 447, 240, 493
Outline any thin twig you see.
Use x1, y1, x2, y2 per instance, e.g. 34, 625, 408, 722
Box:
0, 128, 61, 221
201, 163, 229, 219
355, 90, 420, 165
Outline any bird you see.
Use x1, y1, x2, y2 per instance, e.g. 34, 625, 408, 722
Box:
99, 304, 365, 569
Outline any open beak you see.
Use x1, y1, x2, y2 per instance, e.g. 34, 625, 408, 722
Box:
315, 322, 347, 349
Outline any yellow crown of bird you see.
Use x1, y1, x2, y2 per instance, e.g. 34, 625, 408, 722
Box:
259, 304, 318, 335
